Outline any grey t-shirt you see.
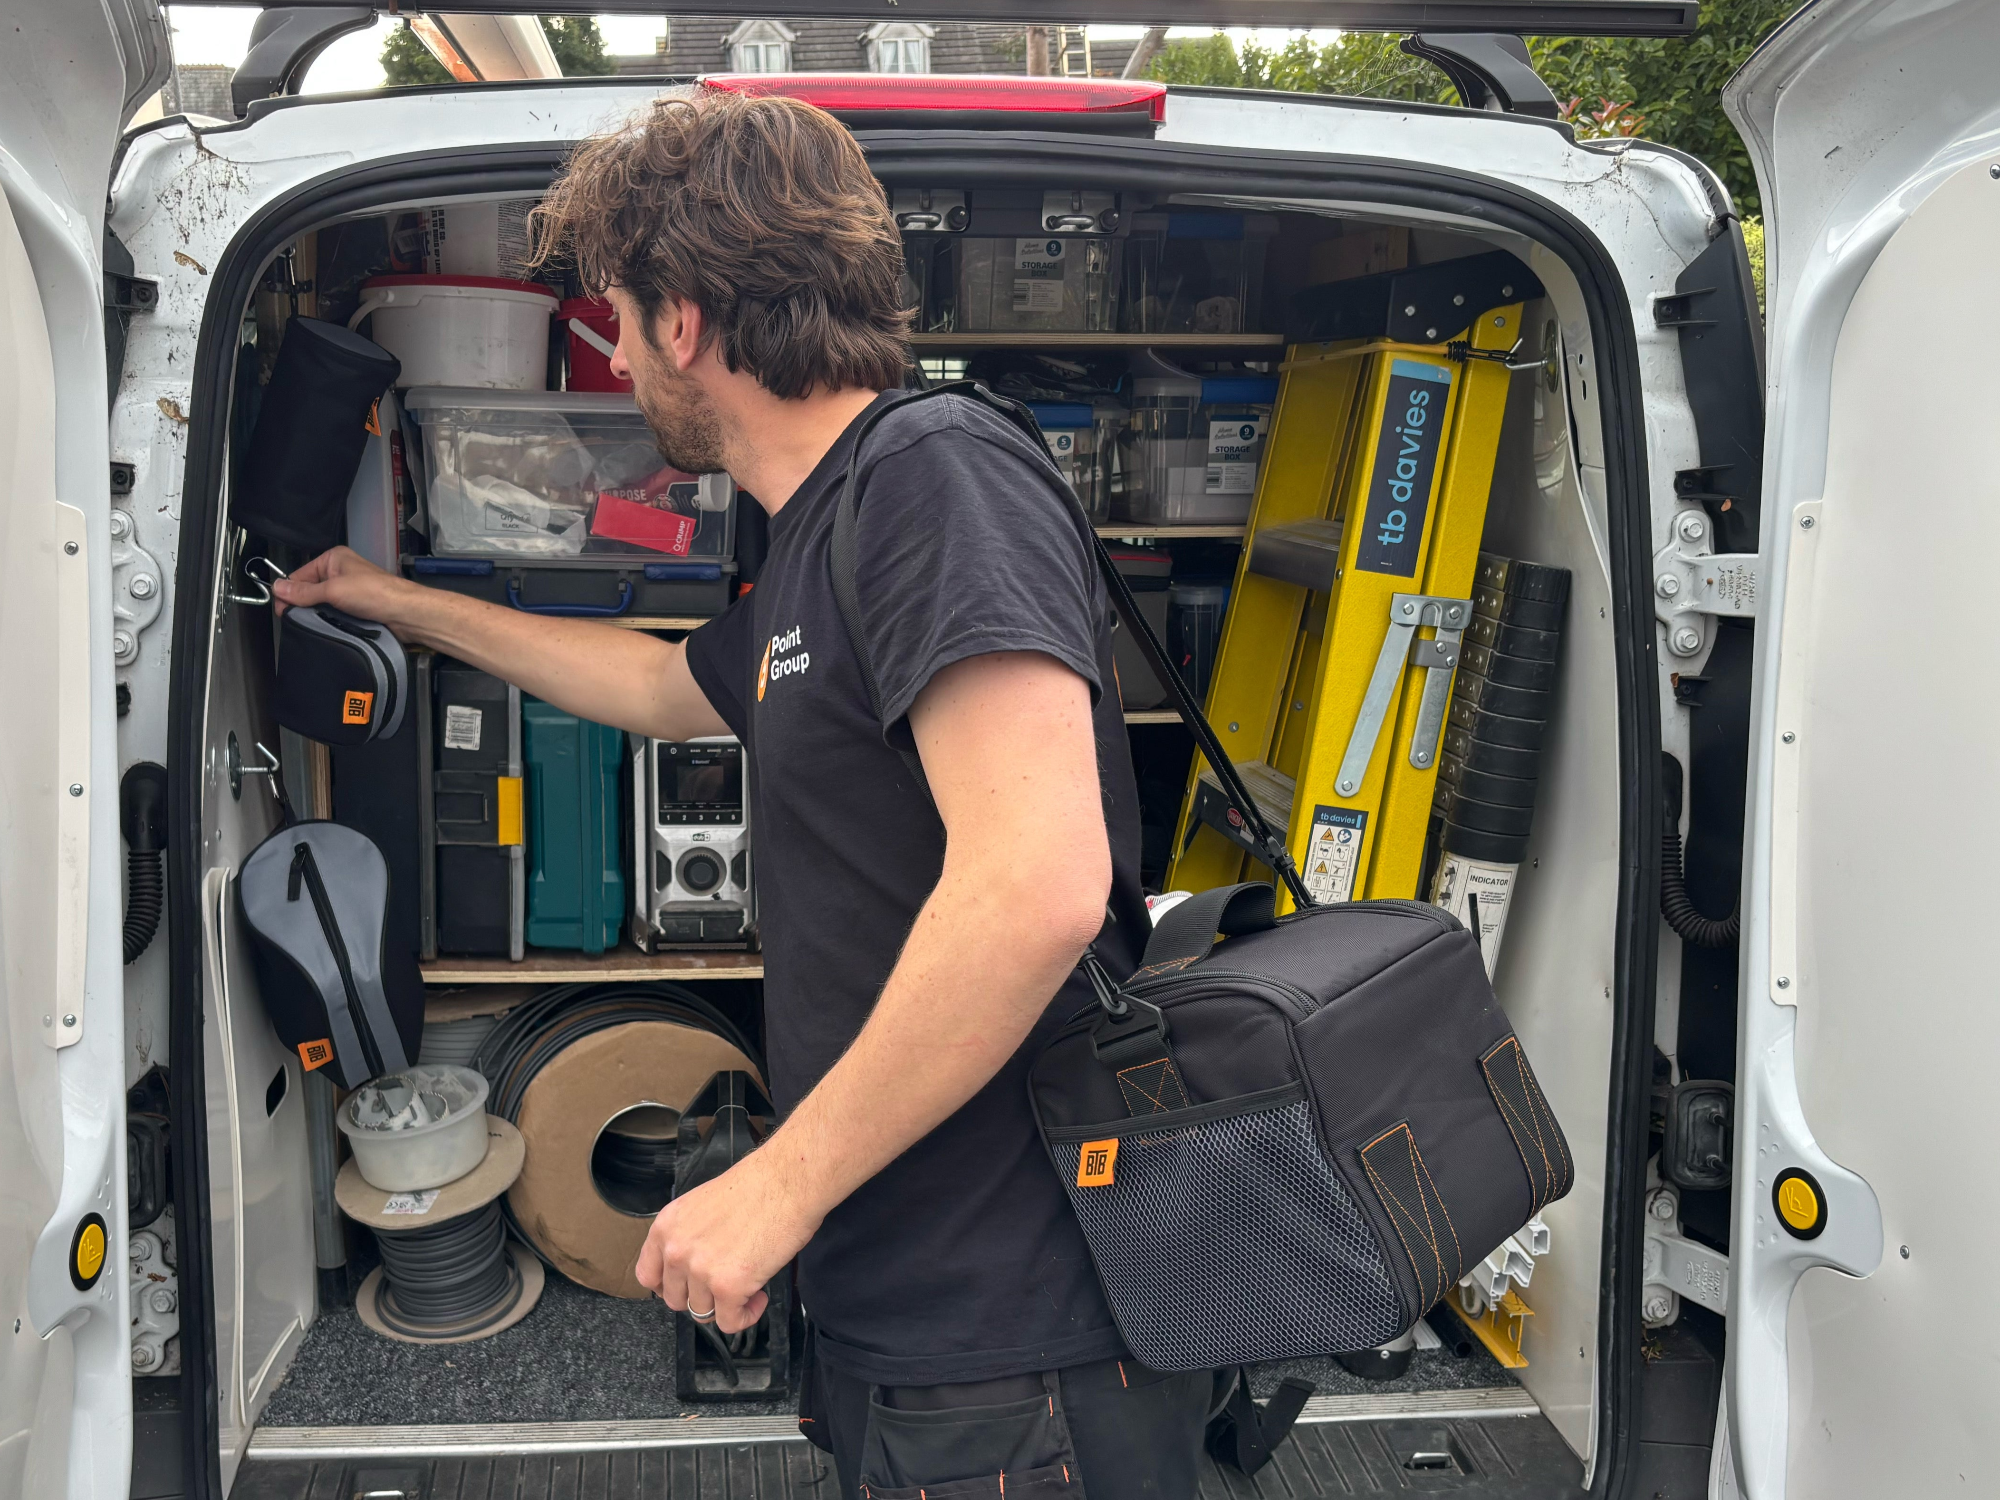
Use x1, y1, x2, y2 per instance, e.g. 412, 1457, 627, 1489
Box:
685, 390, 1149, 1384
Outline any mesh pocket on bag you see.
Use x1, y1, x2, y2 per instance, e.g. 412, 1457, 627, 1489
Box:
1048, 1087, 1405, 1370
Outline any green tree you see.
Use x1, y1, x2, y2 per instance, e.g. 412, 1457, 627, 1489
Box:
381, 16, 617, 86
1148, 1, 1802, 215
382, 22, 451, 87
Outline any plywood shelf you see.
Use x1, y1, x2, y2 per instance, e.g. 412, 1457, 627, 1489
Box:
599, 616, 711, 632
1123, 709, 1185, 725
911, 333, 1285, 351
421, 948, 762, 984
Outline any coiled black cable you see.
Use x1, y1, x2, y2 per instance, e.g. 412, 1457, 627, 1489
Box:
470, 983, 761, 1252
591, 1127, 681, 1217
1660, 821, 1739, 948
124, 849, 164, 964
372, 1200, 521, 1338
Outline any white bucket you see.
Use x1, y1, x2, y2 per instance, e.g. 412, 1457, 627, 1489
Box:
337, 1064, 493, 1192
350, 274, 559, 391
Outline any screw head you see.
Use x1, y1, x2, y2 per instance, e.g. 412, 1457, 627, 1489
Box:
108, 511, 131, 540
1991, 164, 1999, 179
1800, 515, 1815, 529
63, 540, 78, 556
1414, 751, 1430, 765
1425, 327, 1438, 339
1782, 731, 1796, 743
1403, 304, 1417, 316
129, 574, 156, 599
1669, 626, 1702, 656
1649, 1193, 1677, 1221
1900, 1244, 1911, 1258
1227, 721, 1239, 733
1655, 574, 1681, 599
113, 631, 135, 659
1775, 976, 1791, 989
1677, 512, 1707, 542
1501, 285, 1514, 297
68, 783, 83, 797
1452, 294, 1465, 306
1642, 1291, 1675, 1322
62, 1013, 76, 1027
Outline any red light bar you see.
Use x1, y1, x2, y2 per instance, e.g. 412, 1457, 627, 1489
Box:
702, 73, 1167, 123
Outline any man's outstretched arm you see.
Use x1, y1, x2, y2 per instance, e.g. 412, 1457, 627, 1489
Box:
274, 546, 730, 742
635, 648, 1112, 1331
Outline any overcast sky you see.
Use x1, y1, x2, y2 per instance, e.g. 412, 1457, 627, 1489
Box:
160, 7, 1334, 92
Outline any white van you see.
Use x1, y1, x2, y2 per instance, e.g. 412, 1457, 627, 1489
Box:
2, 2, 1989, 1497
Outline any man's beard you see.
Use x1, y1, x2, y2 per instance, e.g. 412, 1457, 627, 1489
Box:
635, 362, 728, 476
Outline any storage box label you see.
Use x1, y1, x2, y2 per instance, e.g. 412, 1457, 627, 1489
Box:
1355, 360, 1453, 576
1013, 238, 1067, 313
1303, 804, 1367, 905
1205, 416, 1267, 494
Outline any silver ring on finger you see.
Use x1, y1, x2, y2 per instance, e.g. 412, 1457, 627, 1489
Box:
689, 1304, 717, 1324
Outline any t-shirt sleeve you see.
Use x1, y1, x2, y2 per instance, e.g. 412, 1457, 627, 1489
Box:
682, 593, 756, 740
853, 403, 1104, 737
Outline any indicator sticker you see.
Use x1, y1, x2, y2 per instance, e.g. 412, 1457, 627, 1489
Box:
1303, 805, 1367, 905
1355, 360, 1453, 576
1077, 1139, 1119, 1188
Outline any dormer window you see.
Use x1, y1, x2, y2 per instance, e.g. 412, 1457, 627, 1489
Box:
864, 22, 934, 74
728, 19, 795, 73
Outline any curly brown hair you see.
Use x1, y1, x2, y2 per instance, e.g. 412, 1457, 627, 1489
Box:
530, 89, 910, 400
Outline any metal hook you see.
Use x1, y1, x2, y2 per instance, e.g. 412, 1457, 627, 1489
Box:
1447, 337, 1548, 373
226, 732, 283, 802
226, 555, 288, 608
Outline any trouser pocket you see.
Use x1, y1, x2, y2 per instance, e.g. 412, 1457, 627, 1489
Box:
859, 1371, 1083, 1500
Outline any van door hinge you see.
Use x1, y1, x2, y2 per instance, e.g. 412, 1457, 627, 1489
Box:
1655, 508, 1758, 659
105, 273, 159, 314
1643, 1188, 1729, 1324
1652, 289, 1716, 330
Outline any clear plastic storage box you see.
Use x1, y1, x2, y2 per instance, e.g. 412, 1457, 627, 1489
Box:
956, 235, 1121, 333
1117, 375, 1279, 525
1027, 402, 1109, 522
1123, 213, 1278, 336
404, 389, 736, 564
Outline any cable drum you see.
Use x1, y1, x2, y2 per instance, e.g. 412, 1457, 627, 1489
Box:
475, 983, 763, 1298
371, 1200, 520, 1339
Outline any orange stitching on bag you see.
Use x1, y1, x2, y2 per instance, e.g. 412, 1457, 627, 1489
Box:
1362, 1126, 1447, 1305
1362, 1150, 1439, 1304
1116, 1059, 1188, 1113
1484, 1047, 1552, 1194
1407, 1132, 1463, 1272
1521, 1055, 1573, 1184
1482, 1036, 1571, 1207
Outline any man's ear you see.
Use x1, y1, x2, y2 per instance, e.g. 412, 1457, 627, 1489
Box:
657, 296, 706, 373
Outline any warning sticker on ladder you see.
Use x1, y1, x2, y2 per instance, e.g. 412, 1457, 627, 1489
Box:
1303, 805, 1368, 904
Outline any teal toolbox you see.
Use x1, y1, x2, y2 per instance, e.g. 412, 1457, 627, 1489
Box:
522, 699, 626, 953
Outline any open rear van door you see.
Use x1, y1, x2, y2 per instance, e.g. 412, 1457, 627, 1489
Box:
1725, 0, 2000, 1494
0, 4, 169, 1499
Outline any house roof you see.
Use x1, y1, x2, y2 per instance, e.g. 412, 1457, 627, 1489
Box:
612, 20, 1137, 79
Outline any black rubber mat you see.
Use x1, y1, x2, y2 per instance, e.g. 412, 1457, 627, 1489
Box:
234, 1413, 1584, 1499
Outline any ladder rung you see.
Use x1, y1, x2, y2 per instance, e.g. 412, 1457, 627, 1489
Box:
1246, 519, 1347, 593
1193, 759, 1297, 855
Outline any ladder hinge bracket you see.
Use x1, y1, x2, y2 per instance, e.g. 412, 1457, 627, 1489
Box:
1335, 593, 1470, 796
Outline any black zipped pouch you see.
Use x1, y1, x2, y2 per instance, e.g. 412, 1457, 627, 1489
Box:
273, 603, 410, 746
235, 819, 423, 1089
827, 383, 1573, 1373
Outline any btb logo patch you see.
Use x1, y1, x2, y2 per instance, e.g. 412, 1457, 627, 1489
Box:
1076, 1139, 1119, 1188
297, 1038, 334, 1071
342, 690, 375, 725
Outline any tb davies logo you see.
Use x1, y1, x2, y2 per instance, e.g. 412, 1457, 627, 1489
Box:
758, 625, 808, 702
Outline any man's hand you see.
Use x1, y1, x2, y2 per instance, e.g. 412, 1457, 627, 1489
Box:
272, 545, 416, 629
634, 1150, 823, 1333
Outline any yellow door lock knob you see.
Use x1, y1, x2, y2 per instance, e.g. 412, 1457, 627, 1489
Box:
1773, 1168, 1826, 1240
69, 1213, 108, 1290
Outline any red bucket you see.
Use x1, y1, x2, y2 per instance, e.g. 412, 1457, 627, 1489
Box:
560, 296, 631, 392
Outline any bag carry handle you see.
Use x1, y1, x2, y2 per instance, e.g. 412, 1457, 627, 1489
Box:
828, 382, 1314, 913
1140, 883, 1277, 970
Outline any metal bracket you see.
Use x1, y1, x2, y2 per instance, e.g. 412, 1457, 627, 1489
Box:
1655, 507, 1759, 658
105, 272, 158, 315
1335, 593, 1469, 796
1643, 1189, 1730, 1322
1651, 288, 1717, 330
110, 509, 165, 668
226, 732, 282, 803
891, 188, 967, 234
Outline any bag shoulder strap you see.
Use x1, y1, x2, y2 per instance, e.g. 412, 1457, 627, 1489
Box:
1140, 883, 1278, 971
827, 380, 1313, 911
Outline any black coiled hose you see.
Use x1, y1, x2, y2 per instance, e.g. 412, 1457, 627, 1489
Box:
124, 849, 165, 964
121, 763, 169, 965
372, 1200, 520, 1337
1661, 821, 1739, 948
591, 1127, 680, 1217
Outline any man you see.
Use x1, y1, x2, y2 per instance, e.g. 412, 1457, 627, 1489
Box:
276, 90, 1211, 1494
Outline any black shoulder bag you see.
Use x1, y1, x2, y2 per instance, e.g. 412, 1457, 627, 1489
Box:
830, 381, 1572, 1415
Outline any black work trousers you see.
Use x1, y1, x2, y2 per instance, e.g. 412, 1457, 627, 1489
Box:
803, 1346, 1213, 1500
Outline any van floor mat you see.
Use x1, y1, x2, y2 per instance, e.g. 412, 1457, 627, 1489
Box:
233, 1400, 1583, 1499
259, 1273, 796, 1427
1248, 1344, 1520, 1400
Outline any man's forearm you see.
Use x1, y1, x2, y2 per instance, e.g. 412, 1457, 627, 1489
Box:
374, 578, 702, 740
755, 857, 1101, 1222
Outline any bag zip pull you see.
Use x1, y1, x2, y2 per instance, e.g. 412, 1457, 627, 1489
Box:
292, 839, 386, 1079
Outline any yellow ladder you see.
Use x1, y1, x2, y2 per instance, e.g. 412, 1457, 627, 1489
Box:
1166, 301, 1524, 908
